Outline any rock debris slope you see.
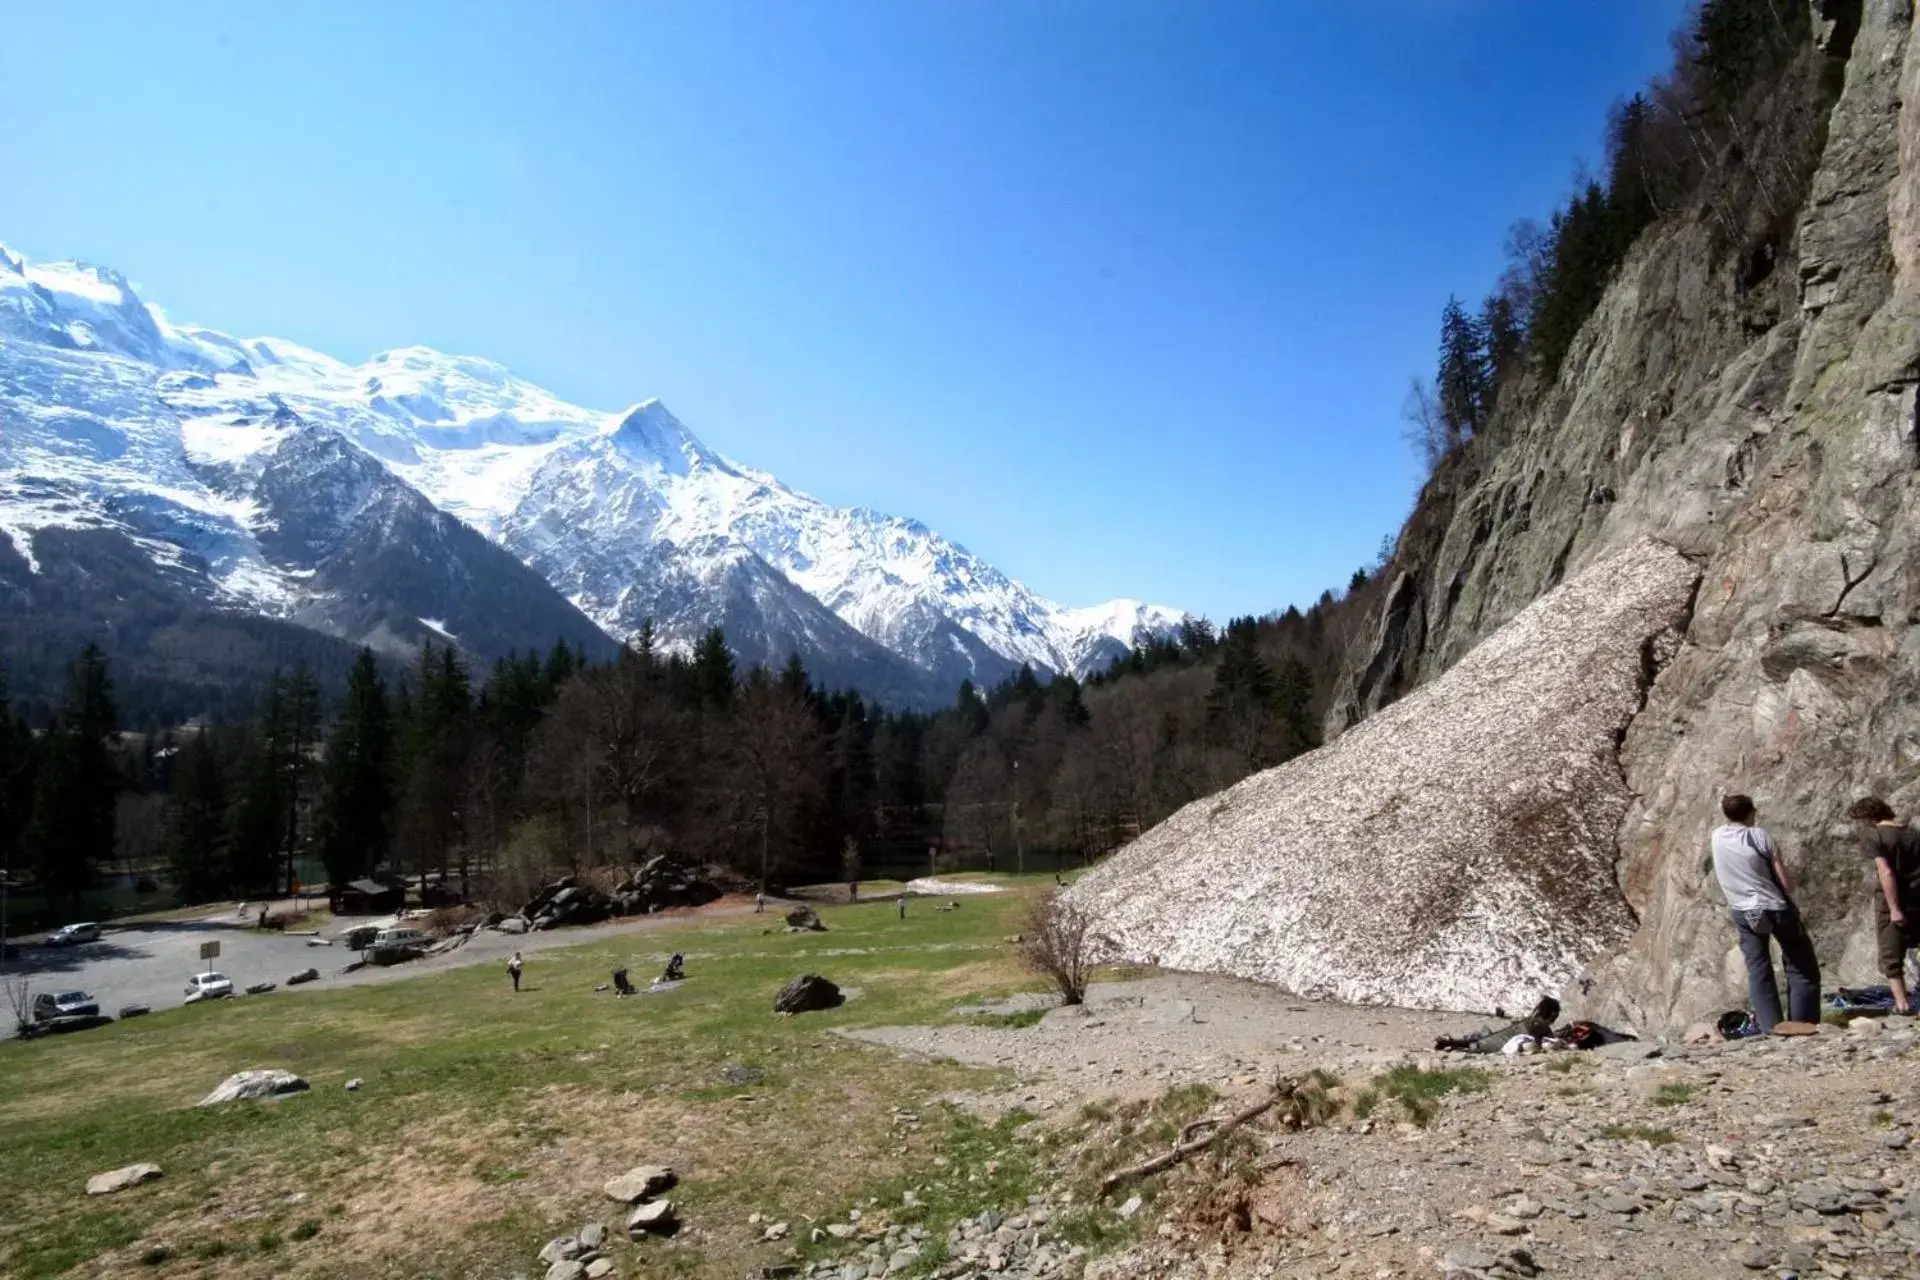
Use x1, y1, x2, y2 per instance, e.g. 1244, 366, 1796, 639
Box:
1068, 538, 1700, 1014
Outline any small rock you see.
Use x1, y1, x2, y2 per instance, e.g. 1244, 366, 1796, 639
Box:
545, 1263, 586, 1280
579, 1222, 605, 1251
627, 1199, 676, 1236
538, 1236, 584, 1265
1502, 1197, 1543, 1221
1117, 1195, 1143, 1220
763, 1220, 790, 1241
1441, 1245, 1499, 1272
85, 1163, 162, 1195
603, 1164, 676, 1204
197, 1069, 309, 1106
1598, 1193, 1642, 1215
1735, 1244, 1775, 1270
1884, 1129, 1910, 1150
584, 1261, 613, 1280
1485, 1213, 1527, 1235
345, 1078, 363, 1091
117, 1004, 150, 1019
887, 1246, 920, 1272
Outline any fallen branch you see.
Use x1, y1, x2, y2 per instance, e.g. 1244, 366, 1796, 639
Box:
1101, 1080, 1297, 1195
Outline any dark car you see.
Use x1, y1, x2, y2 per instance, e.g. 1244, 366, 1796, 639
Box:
32, 989, 101, 1021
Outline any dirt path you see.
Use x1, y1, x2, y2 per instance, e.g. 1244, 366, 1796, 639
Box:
845, 972, 1466, 1110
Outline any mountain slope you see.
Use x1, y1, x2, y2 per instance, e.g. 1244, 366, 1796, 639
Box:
0, 244, 1179, 708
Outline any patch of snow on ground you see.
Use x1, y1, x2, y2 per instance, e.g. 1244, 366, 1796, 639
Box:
419, 617, 457, 642
903, 877, 1005, 896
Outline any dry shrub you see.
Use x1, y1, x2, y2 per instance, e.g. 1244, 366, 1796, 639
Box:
1017, 889, 1092, 1005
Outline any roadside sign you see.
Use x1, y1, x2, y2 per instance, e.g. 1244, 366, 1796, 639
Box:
199, 940, 221, 961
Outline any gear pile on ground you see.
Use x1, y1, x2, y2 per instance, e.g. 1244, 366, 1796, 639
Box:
1066, 538, 1700, 1014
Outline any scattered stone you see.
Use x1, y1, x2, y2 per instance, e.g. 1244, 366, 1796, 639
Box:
604, 1165, 676, 1204
1117, 1194, 1143, 1220
117, 1004, 149, 1019
1735, 1244, 1775, 1270
544, 1263, 586, 1280
762, 1220, 790, 1241
1598, 1193, 1642, 1215
244, 981, 277, 995
345, 1078, 363, 1091
627, 1199, 676, 1236
785, 906, 827, 932
774, 974, 843, 1014
579, 1222, 605, 1251
538, 1236, 584, 1265
197, 1069, 309, 1106
584, 1260, 612, 1280
720, 1062, 765, 1086
286, 968, 320, 985
85, 1163, 162, 1195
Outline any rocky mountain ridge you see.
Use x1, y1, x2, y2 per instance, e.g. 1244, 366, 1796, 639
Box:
0, 252, 1180, 706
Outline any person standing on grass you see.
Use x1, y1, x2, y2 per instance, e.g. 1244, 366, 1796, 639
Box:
1850, 796, 1920, 1014
1710, 793, 1821, 1031
508, 951, 523, 993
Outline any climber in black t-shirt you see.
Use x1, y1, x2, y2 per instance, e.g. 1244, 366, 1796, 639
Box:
1851, 796, 1920, 1014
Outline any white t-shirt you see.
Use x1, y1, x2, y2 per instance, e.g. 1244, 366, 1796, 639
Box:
1711, 823, 1788, 912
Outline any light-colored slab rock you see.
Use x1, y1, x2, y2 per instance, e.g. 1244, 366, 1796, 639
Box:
197, 1069, 309, 1106
603, 1164, 675, 1204
1070, 538, 1699, 1013
85, 1163, 162, 1195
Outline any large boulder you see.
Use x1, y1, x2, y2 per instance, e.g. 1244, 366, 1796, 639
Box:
286, 968, 320, 986
1068, 539, 1700, 1014
774, 974, 843, 1014
784, 905, 826, 932
198, 1069, 310, 1107
85, 1163, 162, 1195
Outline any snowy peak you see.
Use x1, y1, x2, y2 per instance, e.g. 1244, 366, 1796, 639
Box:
607, 399, 718, 476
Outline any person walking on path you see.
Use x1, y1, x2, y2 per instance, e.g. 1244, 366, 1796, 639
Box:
1850, 796, 1920, 1013
508, 951, 523, 993
1710, 793, 1821, 1031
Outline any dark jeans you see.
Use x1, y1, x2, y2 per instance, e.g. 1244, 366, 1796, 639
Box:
1732, 906, 1821, 1031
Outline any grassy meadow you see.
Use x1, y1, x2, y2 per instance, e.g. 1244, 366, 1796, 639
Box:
0, 878, 1060, 1279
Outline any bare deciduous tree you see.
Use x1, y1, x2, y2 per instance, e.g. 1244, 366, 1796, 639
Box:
1017, 888, 1094, 1006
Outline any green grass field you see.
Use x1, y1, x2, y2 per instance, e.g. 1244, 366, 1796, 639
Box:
0, 879, 1059, 1279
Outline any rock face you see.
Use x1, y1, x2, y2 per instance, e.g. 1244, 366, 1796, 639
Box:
1068, 539, 1700, 1013
1325, 1, 1920, 1031
197, 1069, 309, 1107
85, 1163, 162, 1195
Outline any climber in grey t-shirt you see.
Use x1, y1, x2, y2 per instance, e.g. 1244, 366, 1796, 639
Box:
1711, 821, 1790, 912
1710, 793, 1820, 1031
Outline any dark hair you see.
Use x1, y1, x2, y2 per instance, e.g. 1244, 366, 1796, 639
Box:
1721, 794, 1756, 823
1850, 796, 1897, 823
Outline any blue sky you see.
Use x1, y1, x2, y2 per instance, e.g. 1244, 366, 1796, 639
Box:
0, 2, 1687, 621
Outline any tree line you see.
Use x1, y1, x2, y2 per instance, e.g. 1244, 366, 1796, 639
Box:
0, 571, 1383, 913
1405, 0, 1833, 470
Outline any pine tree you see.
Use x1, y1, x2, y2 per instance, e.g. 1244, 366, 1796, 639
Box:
1435, 296, 1490, 447
1206, 619, 1277, 772
0, 663, 32, 879
24, 644, 118, 911
314, 649, 393, 890
692, 627, 736, 706
278, 664, 322, 893
1480, 293, 1523, 397
165, 730, 230, 903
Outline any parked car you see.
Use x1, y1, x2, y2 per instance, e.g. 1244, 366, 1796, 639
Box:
184, 972, 235, 1002
47, 922, 102, 946
370, 928, 430, 952
32, 990, 100, 1021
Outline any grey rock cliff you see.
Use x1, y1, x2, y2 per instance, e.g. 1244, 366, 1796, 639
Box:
1332, 0, 1920, 1030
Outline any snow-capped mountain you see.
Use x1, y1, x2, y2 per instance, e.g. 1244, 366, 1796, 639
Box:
0, 241, 1181, 706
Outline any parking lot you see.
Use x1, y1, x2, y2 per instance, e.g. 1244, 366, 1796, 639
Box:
0, 898, 762, 1038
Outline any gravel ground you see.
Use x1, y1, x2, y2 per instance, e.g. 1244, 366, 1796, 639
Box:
846, 973, 1465, 1108
841, 974, 1920, 1280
